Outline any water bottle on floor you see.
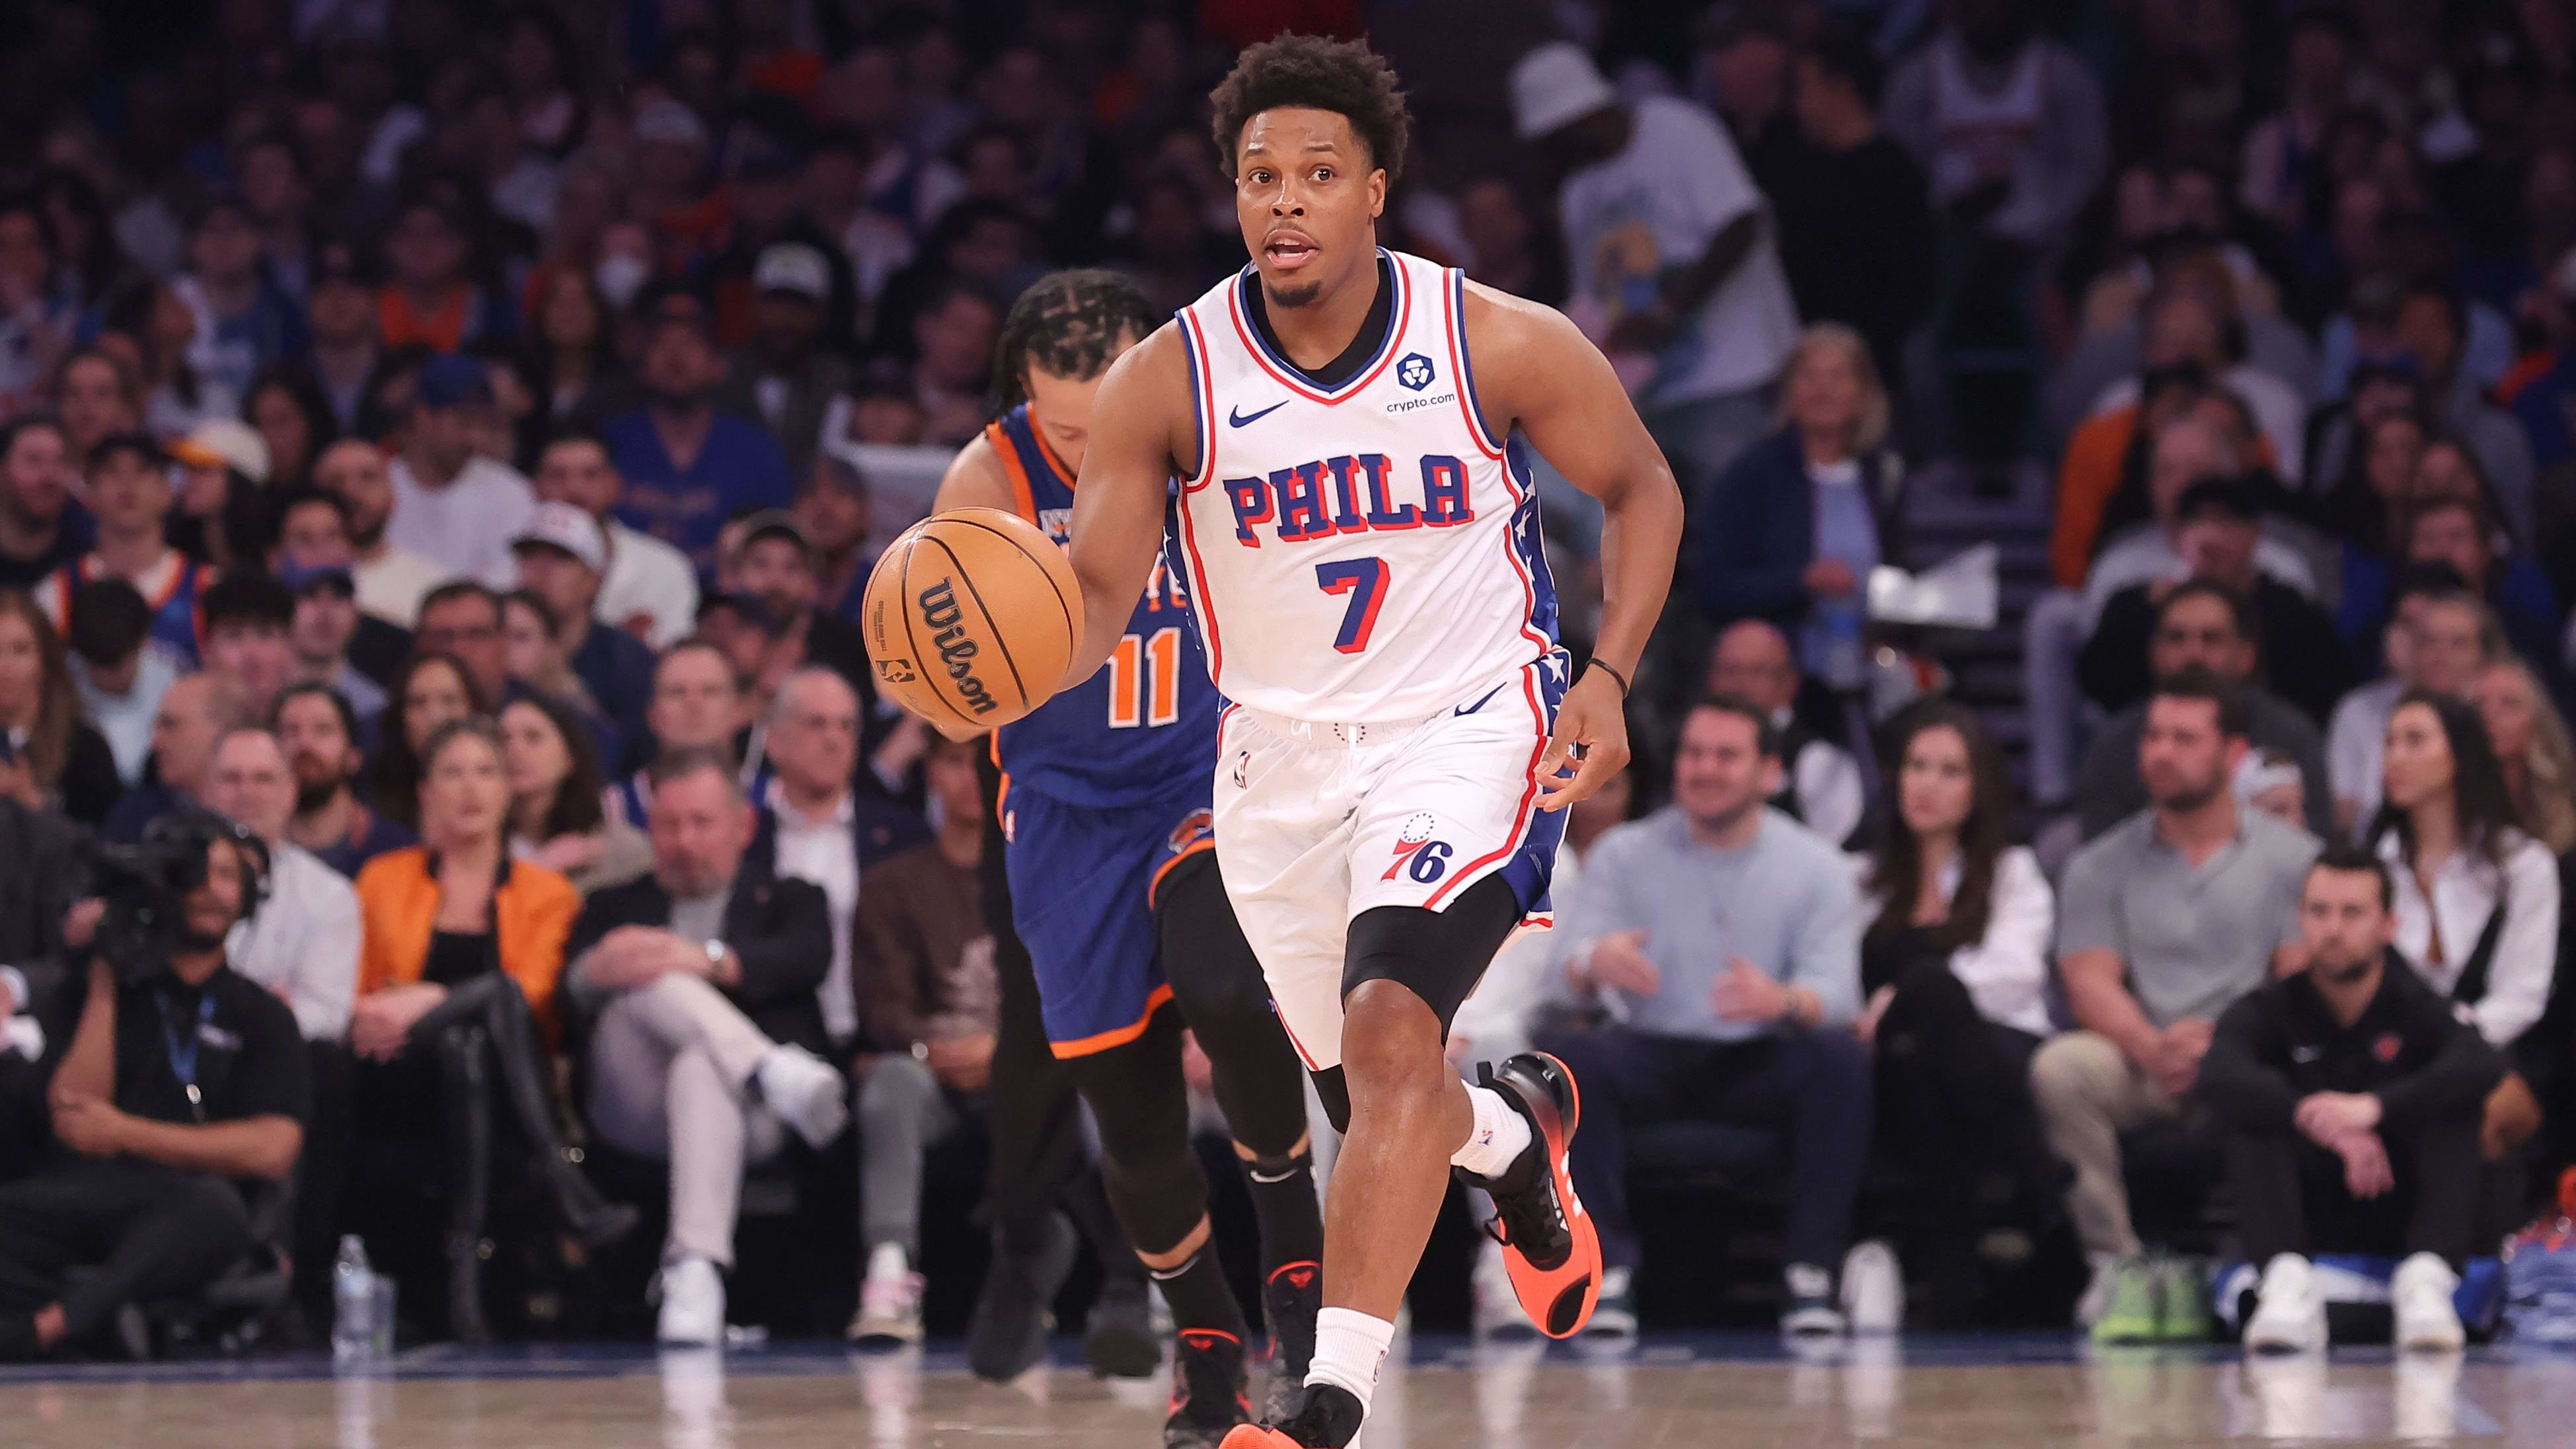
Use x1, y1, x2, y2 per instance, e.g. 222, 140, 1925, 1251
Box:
334, 1235, 377, 1362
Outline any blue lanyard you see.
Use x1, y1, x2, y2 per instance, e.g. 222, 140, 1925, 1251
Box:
156, 991, 216, 1118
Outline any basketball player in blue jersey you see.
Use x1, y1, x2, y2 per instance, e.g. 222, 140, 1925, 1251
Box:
1061, 39, 1686, 1449
932, 270, 1326, 1448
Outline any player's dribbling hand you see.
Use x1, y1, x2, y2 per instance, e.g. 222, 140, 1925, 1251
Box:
1536, 668, 1631, 812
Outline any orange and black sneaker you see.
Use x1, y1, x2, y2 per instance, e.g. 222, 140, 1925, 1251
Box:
1217, 1382, 1365, 1448
1165, 1327, 1252, 1448
1260, 1261, 1320, 1420
1457, 1052, 1601, 1339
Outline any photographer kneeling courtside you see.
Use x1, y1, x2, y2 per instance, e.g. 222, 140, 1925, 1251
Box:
0, 810, 310, 1360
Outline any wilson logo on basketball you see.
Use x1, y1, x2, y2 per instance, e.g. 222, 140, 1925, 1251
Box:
917, 578, 999, 716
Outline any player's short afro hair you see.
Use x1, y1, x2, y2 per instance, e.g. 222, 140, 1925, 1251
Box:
1208, 34, 1410, 185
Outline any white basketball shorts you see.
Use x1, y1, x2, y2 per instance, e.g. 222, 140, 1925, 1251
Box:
1209, 647, 1570, 1072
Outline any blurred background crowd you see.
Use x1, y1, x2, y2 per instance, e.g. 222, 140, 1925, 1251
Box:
3, 0, 2576, 1358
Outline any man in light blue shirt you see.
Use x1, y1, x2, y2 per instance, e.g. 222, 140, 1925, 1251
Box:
1538, 695, 1870, 1336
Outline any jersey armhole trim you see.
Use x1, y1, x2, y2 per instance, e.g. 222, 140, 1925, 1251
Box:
1178, 311, 1215, 492
1445, 270, 1508, 461
983, 420, 1041, 522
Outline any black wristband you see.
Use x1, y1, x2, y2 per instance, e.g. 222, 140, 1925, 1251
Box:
1588, 658, 1632, 698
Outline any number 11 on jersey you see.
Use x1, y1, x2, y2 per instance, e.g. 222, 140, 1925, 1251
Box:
1315, 557, 1391, 654
1105, 627, 1182, 728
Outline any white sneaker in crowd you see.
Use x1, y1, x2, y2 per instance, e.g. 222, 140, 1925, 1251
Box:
2392, 1251, 2465, 1352
2243, 1253, 2326, 1354
757, 1045, 851, 1148
657, 1255, 727, 1346
1841, 1240, 1904, 1334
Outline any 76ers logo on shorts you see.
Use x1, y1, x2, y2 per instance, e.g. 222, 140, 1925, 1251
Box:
1381, 810, 1453, 882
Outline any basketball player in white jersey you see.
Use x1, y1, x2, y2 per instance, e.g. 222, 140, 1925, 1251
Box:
1059, 37, 1685, 1449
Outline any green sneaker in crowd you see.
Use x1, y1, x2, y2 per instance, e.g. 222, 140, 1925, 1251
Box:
2154, 1255, 2215, 1342
2090, 1257, 2163, 1344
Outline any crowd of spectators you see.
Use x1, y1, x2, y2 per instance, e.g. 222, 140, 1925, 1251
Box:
3, 0, 2576, 1360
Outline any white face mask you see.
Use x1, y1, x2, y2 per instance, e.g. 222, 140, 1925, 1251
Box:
594, 253, 650, 310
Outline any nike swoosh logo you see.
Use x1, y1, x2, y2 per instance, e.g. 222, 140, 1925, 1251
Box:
1229, 400, 1287, 428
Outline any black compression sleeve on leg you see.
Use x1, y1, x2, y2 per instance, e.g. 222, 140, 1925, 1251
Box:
1244, 1148, 1324, 1279
1061, 1007, 1212, 1255
1154, 848, 1312, 1156
1311, 1066, 1351, 1135
1341, 873, 1525, 1033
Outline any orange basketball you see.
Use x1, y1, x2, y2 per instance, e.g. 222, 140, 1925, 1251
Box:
862, 506, 1085, 732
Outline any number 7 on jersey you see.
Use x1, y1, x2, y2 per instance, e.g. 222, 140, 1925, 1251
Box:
1315, 558, 1391, 654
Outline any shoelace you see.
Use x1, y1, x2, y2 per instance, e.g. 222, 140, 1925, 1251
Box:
1484, 1171, 1569, 1267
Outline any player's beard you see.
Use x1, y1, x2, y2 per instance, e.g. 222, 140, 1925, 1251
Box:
1266, 277, 1326, 309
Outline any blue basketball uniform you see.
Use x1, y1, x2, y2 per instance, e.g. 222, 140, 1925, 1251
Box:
43, 551, 213, 671
987, 406, 1223, 1056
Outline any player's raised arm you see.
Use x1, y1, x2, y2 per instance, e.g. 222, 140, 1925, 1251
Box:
1463, 282, 1686, 809
1061, 322, 1192, 689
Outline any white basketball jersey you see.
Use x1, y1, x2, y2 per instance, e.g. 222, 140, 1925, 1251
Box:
1170, 249, 1558, 724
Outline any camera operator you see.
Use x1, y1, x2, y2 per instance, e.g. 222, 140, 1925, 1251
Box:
0, 810, 310, 1360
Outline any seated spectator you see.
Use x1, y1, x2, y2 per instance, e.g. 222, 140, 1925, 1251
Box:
199, 571, 301, 726
1693, 325, 1904, 695
313, 440, 445, 631
500, 691, 650, 896
2391, 484, 2561, 683
2312, 401, 2427, 570
1706, 619, 1864, 845
530, 431, 699, 650
275, 682, 414, 877
385, 356, 536, 589
100, 672, 242, 843
416, 581, 511, 712
268, 484, 414, 699
510, 502, 656, 754
2077, 579, 2333, 840
1511, 41, 1799, 492
2079, 479, 2351, 723
1539, 695, 1870, 1337
795, 453, 878, 625
0, 789, 87, 1177
0, 812, 307, 1362
281, 561, 389, 728
2086, 284, 2308, 483
723, 510, 882, 748
65, 580, 171, 790
850, 731, 996, 1345
748, 667, 927, 1058
2328, 580, 2494, 834
37, 432, 216, 672
2388, 279, 2538, 548
2035, 669, 2318, 1341
165, 418, 271, 572
1854, 703, 2060, 1319
366, 652, 483, 832
0, 416, 89, 595
564, 746, 846, 1345
206, 728, 361, 1044
606, 299, 793, 574
0, 588, 121, 824
242, 366, 336, 493
499, 590, 624, 769
351, 719, 637, 1341
2368, 691, 2561, 1162
716, 243, 852, 483
2474, 656, 2576, 856
2201, 849, 2501, 1353
377, 196, 507, 356
615, 639, 758, 828
2051, 362, 2207, 590
1770, 27, 1935, 383
2080, 419, 2320, 627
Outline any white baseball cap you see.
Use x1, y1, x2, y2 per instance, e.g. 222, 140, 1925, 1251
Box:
172, 418, 272, 485
754, 242, 831, 301
1509, 42, 1618, 140
511, 501, 607, 572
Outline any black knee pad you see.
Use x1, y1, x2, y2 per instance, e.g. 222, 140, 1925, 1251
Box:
1155, 848, 1314, 1156
1340, 873, 1524, 1033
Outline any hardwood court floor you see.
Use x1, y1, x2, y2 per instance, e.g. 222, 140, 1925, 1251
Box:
3, 1335, 2573, 1448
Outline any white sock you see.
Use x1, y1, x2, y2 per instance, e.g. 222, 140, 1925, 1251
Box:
866, 1242, 909, 1282
1449, 1083, 1533, 1179
1304, 1306, 1396, 1413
